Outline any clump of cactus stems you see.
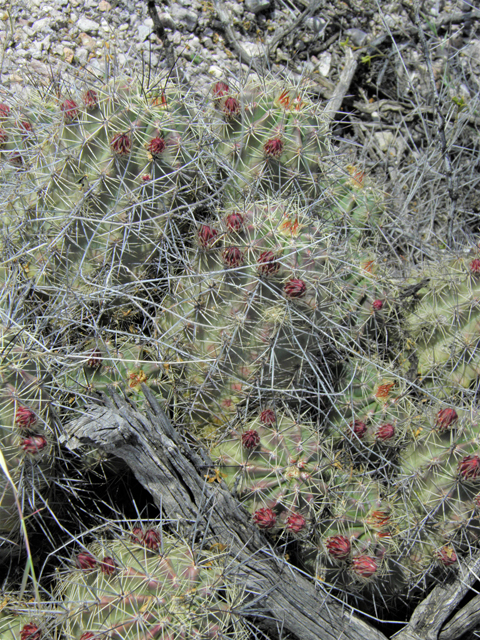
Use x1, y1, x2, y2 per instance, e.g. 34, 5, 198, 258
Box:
56, 526, 248, 640
0, 326, 56, 539
210, 404, 330, 533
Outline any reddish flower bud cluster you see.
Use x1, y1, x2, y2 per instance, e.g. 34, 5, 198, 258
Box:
20, 623, 41, 640
350, 419, 367, 439
241, 430, 260, 449
110, 132, 132, 156
284, 279, 306, 298
77, 551, 97, 572
286, 512, 306, 533
257, 250, 280, 276
86, 349, 102, 368
15, 405, 37, 429
264, 137, 284, 159
226, 212, 244, 232
253, 507, 276, 529
147, 136, 167, 158
372, 299, 383, 311
213, 82, 230, 99
458, 455, 480, 481
470, 258, 480, 274
198, 225, 218, 248
21, 435, 47, 454
351, 555, 378, 578
18, 120, 33, 135
436, 545, 457, 566
0, 128, 7, 146
260, 409, 276, 425
435, 407, 458, 430
80, 634, 96, 640
222, 247, 244, 269
83, 89, 98, 109
0, 103, 11, 118
326, 535, 351, 560
141, 174, 152, 182
61, 99, 79, 123
222, 96, 241, 119
376, 423, 395, 441
143, 528, 161, 551
100, 556, 117, 575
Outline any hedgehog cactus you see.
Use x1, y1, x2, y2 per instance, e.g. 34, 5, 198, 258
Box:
210, 406, 329, 531
57, 528, 247, 640
0, 327, 54, 536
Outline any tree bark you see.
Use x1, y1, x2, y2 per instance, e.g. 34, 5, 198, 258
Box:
62, 386, 388, 640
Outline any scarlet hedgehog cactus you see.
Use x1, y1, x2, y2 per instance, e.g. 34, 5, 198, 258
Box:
57, 531, 248, 640
210, 406, 327, 532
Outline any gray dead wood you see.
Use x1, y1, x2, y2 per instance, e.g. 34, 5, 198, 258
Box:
62, 386, 387, 640
392, 553, 480, 640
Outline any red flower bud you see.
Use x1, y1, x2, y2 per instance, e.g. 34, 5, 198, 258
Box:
198, 225, 218, 248
143, 528, 161, 551
351, 555, 378, 578
350, 420, 367, 439
376, 423, 395, 441
0, 127, 8, 146
147, 136, 167, 158
83, 89, 98, 109
18, 120, 33, 135
80, 634, 95, 640
222, 247, 244, 269
21, 435, 47, 454
20, 623, 41, 640
0, 103, 10, 118
284, 278, 306, 298
77, 552, 97, 572
435, 407, 458, 430
436, 545, 457, 566
470, 259, 480, 274
213, 82, 230, 99
110, 132, 132, 156
100, 556, 117, 575
459, 455, 480, 481
226, 212, 244, 232
326, 535, 351, 560
258, 250, 280, 276
141, 174, 152, 182
260, 409, 276, 425
264, 137, 284, 159
15, 405, 37, 429
286, 513, 306, 533
131, 527, 144, 544
253, 507, 276, 530
372, 299, 383, 311
241, 430, 260, 449
61, 99, 79, 123
86, 349, 102, 369
222, 96, 241, 119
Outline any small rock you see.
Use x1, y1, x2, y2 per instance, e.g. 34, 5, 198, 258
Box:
170, 6, 198, 31
63, 47, 75, 63
138, 24, 151, 41
79, 32, 97, 51
242, 41, 265, 57
98, 0, 111, 10
77, 17, 100, 34
315, 51, 331, 76
245, 0, 270, 13
304, 16, 326, 33
32, 17, 51, 33
76, 47, 89, 65
208, 64, 224, 78
346, 28, 368, 47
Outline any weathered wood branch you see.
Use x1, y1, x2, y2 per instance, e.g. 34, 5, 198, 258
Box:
62, 386, 387, 640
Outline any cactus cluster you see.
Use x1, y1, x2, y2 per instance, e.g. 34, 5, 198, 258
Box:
3, 60, 480, 626
57, 527, 247, 640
